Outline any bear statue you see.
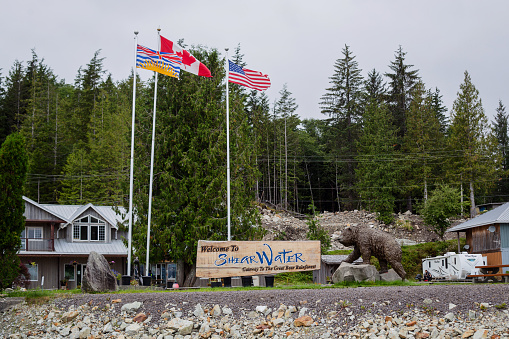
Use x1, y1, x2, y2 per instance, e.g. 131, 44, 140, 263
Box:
338, 225, 406, 279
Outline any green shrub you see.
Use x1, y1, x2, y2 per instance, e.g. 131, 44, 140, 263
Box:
306, 218, 331, 254
400, 239, 466, 279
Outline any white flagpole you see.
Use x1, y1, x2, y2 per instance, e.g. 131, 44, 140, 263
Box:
145, 28, 161, 277
225, 49, 231, 241
127, 31, 138, 277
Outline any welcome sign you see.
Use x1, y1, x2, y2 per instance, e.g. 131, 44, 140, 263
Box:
196, 240, 321, 278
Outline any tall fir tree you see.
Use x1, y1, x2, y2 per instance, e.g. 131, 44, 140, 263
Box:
320, 45, 363, 210
448, 71, 502, 217
491, 100, 509, 201
0, 61, 29, 144
385, 46, 419, 140
356, 99, 400, 224
403, 81, 445, 204
274, 84, 299, 210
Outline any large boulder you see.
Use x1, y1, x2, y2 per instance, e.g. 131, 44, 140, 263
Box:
332, 262, 380, 283
380, 269, 402, 282
81, 251, 118, 293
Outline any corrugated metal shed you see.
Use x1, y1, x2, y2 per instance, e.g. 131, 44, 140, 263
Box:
447, 203, 509, 232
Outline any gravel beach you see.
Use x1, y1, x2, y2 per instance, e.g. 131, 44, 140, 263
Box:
1, 284, 508, 338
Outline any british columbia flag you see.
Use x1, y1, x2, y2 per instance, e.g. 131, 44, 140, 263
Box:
136, 44, 182, 78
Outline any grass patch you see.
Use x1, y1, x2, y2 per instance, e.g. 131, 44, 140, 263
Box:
275, 271, 313, 285
325, 250, 353, 255
5, 288, 81, 305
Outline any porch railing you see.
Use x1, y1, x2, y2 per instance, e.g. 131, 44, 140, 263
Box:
20, 238, 55, 251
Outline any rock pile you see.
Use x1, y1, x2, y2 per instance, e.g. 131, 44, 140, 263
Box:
260, 208, 463, 250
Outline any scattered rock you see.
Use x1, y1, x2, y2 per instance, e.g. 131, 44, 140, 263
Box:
294, 315, 314, 327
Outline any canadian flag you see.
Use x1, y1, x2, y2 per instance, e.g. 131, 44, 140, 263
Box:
160, 35, 212, 77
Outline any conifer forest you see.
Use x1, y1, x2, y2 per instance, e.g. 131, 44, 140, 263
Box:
1, 45, 508, 266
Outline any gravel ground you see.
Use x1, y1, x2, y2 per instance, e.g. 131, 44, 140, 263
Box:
2, 284, 509, 338
51, 283, 509, 326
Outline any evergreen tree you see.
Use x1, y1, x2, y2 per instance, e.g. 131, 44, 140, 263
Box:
0, 61, 28, 144
403, 81, 445, 203
297, 119, 328, 213
429, 88, 448, 134
356, 99, 400, 224
21, 52, 62, 203
385, 46, 419, 139
70, 50, 105, 148
0, 133, 28, 290
448, 71, 502, 217
320, 45, 363, 210
274, 84, 299, 209
491, 100, 509, 201
363, 69, 386, 104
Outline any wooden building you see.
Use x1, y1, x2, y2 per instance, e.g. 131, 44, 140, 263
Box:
447, 203, 509, 272
18, 196, 128, 289
313, 255, 362, 284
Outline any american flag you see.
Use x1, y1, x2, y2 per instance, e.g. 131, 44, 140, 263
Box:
136, 44, 182, 78
228, 60, 271, 91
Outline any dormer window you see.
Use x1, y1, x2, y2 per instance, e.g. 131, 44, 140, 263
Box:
73, 215, 106, 241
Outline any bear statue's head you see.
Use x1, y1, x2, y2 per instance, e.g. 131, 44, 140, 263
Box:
338, 226, 357, 246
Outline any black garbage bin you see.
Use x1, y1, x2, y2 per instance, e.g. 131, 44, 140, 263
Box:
121, 275, 131, 286
142, 276, 151, 286
265, 275, 275, 287
241, 276, 252, 287
211, 281, 222, 287
222, 277, 232, 287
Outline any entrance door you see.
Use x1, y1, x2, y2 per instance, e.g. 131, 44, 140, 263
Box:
76, 264, 87, 286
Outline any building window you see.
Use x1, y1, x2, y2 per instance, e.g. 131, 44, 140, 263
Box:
72, 215, 106, 242
27, 264, 38, 281
20, 230, 26, 250
21, 227, 43, 250
28, 227, 43, 240
64, 264, 75, 281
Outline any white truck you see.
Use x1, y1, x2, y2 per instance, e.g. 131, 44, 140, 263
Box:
421, 252, 487, 280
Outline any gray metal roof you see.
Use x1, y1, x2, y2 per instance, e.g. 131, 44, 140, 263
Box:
53, 238, 127, 255
39, 202, 127, 230
447, 202, 509, 232
18, 239, 127, 256
321, 255, 362, 265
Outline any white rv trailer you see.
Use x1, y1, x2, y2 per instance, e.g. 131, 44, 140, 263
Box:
421, 252, 487, 280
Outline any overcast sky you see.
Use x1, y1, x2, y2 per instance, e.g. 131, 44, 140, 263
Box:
2, 0, 509, 122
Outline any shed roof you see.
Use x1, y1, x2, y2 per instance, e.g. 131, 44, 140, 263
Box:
447, 202, 509, 232
321, 255, 362, 265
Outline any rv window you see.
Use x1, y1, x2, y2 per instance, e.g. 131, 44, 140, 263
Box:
442, 260, 444, 266
428, 262, 431, 268
454, 258, 456, 265
445, 259, 448, 269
